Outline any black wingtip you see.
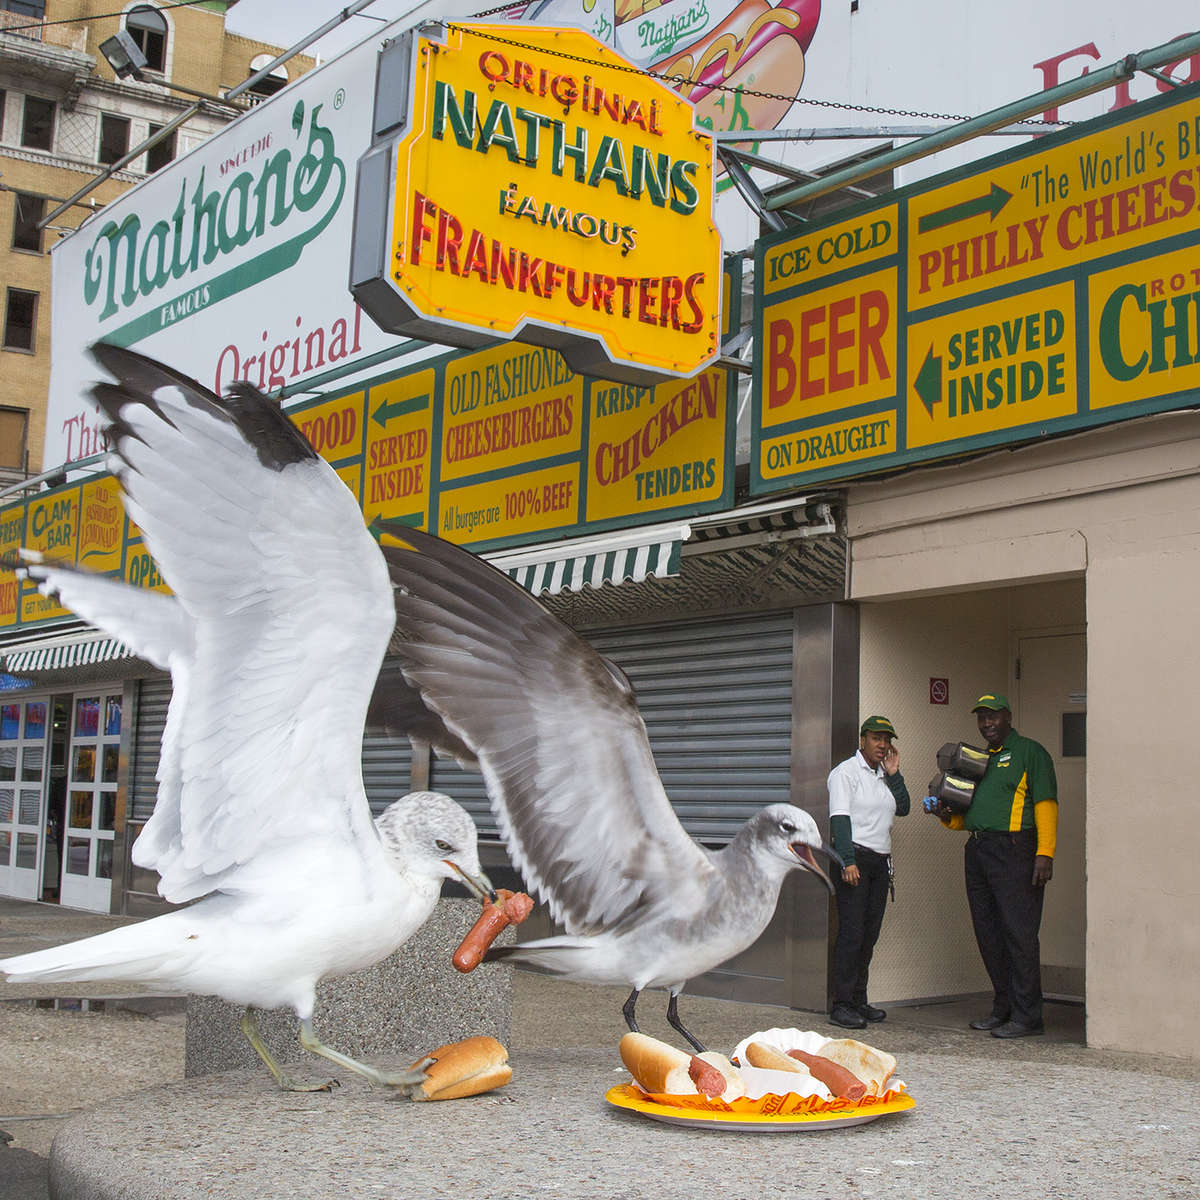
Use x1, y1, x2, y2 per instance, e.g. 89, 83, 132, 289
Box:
88, 341, 318, 472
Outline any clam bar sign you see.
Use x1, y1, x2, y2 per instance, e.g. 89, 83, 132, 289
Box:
351, 21, 721, 386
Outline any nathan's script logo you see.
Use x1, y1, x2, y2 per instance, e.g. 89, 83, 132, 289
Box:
82, 102, 345, 343
637, 0, 710, 57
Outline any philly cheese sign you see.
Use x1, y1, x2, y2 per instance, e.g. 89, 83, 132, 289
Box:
351, 21, 722, 385
752, 80, 1200, 494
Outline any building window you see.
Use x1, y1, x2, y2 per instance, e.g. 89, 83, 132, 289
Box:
11, 192, 44, 252
0, 407, 29, 472
125, 5, 167, 72
246, 53, 288, 101
0, 1, 45, 38
20, 96, 55, 151
2, 289, 37, 352
98, 113, 131, 165
145, 123, 176, 173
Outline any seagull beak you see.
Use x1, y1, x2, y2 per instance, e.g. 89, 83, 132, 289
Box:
789, 840, 841, 894
445, 861, 496, 903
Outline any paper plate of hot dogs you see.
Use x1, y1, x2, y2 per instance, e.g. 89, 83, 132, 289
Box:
608, 1029, 915, 1132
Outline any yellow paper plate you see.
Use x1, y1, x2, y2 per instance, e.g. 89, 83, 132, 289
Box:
605, 1085, 916, 1132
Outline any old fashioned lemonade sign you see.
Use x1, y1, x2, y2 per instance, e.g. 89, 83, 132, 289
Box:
352, 21, 721, 384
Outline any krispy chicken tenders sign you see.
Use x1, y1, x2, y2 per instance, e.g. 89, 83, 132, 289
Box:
351, 21, 721, 385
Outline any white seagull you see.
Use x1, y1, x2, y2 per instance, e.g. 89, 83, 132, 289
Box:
371, 526, 840, 1051
0, 344, 493, 1092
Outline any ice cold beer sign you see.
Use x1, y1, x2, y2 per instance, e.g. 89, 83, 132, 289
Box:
351, 22, 721, 385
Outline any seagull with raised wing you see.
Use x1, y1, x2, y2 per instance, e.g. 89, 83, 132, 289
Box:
0, 344, 493, 1093
372, 526, 840, 1051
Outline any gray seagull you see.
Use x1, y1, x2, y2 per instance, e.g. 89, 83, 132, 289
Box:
373, 526, 839, 1051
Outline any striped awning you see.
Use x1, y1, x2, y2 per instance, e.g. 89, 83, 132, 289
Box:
685, 497, 837, 552
485, 522, 690, 596
2, 632, 134, 674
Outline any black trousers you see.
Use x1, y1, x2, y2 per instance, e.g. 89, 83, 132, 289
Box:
964, 830, 1045, 1026
831, 845, 890, 1007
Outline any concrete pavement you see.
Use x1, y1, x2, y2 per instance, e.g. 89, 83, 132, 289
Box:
3, 898, 1199, 1200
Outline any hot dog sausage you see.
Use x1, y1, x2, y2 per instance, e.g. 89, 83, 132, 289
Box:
786, 1048, 867, 1101
688, 1055, 729, 1098
451, 888, 533, 973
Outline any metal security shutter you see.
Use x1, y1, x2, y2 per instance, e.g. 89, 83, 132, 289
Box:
429, 751, 494, 838
129, 675, 171, 822
590, 611, 794, 845
433, 610, 794, 846
362, 730, 415, 817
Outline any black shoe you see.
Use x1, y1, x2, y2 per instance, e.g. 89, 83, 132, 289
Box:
990, 1019, 1044, 1039
829, 1003, 868, 1030
968, 1014, 1010, 1031
857, 1003, 887, 1022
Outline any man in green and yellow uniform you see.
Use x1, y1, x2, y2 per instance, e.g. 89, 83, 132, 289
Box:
929, 693, 1057, 1039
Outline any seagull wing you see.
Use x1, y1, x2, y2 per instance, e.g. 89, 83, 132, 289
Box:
88, 343, 394, 903
366, 660, 478, 768
16, 555, 192, 671
379, 526, 714, 934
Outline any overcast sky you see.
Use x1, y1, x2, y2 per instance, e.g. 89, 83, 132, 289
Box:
224, 0, 482, 61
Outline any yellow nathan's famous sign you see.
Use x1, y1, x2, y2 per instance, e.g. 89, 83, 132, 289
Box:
351, 21, 721, 384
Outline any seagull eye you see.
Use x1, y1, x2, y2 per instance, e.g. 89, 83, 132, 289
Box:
779, 821, 796, 837
435, 839, 453, 853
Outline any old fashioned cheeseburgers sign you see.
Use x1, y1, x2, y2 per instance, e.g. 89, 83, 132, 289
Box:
352, 21, 721, 385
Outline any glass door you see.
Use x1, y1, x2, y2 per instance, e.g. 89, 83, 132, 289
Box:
58, 691, 122, 912
0, 695, 50, 901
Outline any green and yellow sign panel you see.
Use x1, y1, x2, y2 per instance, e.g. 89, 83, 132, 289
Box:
352, 21, 722, 385
752, 81, 1200, 494
1, 340, 734, 634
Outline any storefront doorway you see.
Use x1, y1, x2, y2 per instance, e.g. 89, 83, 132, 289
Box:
1017, 630, 1087, 1001
0, 694, 51, 901
58, 691, 122, 912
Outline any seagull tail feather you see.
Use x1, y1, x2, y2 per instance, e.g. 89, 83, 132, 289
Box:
0, 920, 179, 985
482, 935, 599, 975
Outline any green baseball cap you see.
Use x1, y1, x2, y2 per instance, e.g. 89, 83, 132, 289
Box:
860, 715, 897, 738
972, 693, 1012, 712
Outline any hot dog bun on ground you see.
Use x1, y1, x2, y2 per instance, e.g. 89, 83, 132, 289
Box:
619, 1032, 745, 1101
407, 1035, 512, 1101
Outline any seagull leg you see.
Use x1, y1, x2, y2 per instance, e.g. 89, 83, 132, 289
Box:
240, 1009, 337, 1092
666, 992, 706, 1053
622, 987, 641, 1032
298, 1018, 434, 1094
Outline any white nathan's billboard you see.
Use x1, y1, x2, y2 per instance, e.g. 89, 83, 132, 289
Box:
48, 33, 404, 468
47, 0, 1200, 467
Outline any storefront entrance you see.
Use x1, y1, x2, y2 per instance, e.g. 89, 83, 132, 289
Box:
0, 695, 51, 901
58, 692, 122, 912
1018, 630, 1087, 1001
0, 688, 122, 912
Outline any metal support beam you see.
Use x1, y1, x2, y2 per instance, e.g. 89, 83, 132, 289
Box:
717, 145, 787, 232
40, 103, 202, 228
765, 32, 1200, 214
714, 123, 1070, 143
721, 144, 883, 196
